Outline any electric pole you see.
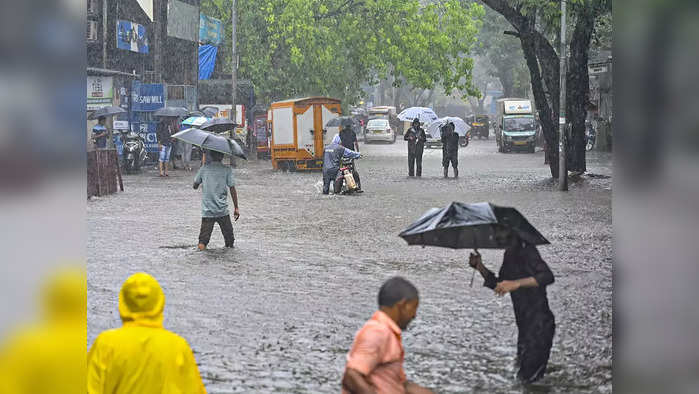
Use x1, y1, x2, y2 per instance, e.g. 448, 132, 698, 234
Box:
558, 0, 568, 191
230, 0, 237, 124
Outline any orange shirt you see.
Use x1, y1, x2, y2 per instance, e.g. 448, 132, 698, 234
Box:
342, 311, 407, 394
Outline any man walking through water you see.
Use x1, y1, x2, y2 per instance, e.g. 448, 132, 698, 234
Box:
468, 225, 556, 384
404, 118, 426, 177
441, 121, 459, 178
193, 150, 240, 250
342, 277, 433, 394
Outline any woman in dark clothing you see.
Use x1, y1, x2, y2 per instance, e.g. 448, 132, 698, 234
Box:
469, 225, 556, 384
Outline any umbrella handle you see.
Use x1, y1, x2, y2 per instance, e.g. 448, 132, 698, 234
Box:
469, 248, 479, 288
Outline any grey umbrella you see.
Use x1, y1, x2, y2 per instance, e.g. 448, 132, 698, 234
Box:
153, 106, 189, 118
201, 107, 219, 118
171, 128, 247, 160
200, 118, 237, 133
399, 202, 549, 249
88, 106, 126, 120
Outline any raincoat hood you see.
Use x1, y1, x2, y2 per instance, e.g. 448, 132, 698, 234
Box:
42, 267, 86, 322
118, 272, 165, 327
332, 134, 341, 145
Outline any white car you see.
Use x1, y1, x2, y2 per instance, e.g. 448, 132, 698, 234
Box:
364, 118, 396, 144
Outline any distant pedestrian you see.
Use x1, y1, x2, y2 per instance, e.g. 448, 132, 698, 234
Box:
342, 277, 433, 394
156, 117, 176, 177
193, 150, 240, 250
441, 121, 459, 178
469, 225, 556, 384
92, 116, 109, 149
87, 272, 207, 394
404, 118, 427, 177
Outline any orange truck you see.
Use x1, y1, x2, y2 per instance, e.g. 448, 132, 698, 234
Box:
269, 97, 341, 171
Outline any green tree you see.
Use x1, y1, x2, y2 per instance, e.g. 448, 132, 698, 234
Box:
201, 0, 484, 109
479, 0, 611, 177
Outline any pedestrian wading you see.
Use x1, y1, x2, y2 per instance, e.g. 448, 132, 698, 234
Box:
469, 226, 556, 384
342, 277, 434, 394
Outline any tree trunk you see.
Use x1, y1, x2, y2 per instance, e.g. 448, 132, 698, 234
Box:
566, 10, 595, 173
521, 29, 559, 178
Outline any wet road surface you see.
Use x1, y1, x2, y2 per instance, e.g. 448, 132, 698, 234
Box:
88, 138, 612, 393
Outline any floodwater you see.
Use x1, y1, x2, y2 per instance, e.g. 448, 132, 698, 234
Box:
88, 137, 612, 393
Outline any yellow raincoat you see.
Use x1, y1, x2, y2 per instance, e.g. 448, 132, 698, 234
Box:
0, 267, 86, 394
87, 273, 207, 394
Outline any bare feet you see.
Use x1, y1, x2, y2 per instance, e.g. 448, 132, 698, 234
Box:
198, 243, 206, 251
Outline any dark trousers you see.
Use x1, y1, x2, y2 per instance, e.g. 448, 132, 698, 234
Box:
442, 152, 458, 169
408, 145, 424, 176
516, 316, 555, 383
322, 167, 339, 194
198, 215, 235, 247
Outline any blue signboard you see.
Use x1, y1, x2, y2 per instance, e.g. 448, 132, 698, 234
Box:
129, 122, 159, 153
117, 20, 149, 54
131, 82, 164, 112
199, 14, 223, 46
130, 81, 164, 154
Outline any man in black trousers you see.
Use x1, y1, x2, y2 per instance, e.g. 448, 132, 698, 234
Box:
404, 118, 427, 177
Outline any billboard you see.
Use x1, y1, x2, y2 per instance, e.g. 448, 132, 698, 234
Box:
167, 0, 199, 42
131, 81, 165, 112
87, 76, 113, 110
117, 20, 149, 54
199, 13, 222, 45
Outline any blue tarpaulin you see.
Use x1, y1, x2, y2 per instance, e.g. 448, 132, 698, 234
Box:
198, 45, 218, 80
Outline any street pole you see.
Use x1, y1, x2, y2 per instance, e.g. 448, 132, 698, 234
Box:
558, 0, 568, 191
229, 0, 238, 167
230, 0, 237, 124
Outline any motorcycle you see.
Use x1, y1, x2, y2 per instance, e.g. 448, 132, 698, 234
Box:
333, 157, 362, 195
585, 121, 596, 151
459, 130, 471, 147
121, 131, 147, 173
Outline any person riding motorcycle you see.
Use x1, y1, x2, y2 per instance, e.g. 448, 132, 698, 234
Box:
322, 135, 361, 195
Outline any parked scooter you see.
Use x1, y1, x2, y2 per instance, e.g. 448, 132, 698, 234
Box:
121, 131, 147, 173
333, 157, 362, 195
586, 120, 596, 151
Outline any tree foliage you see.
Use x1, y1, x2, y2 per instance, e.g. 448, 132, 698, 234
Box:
201, 0, 484, 106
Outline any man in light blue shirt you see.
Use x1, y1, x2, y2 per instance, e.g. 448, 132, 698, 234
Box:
193, 150, 240, 250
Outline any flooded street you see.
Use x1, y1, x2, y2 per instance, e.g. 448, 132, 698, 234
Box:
88, 139, 612, 393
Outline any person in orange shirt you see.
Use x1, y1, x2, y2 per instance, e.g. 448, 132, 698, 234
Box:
342, 277, 433, 394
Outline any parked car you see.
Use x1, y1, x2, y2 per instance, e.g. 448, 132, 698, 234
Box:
364, 118, 396, 144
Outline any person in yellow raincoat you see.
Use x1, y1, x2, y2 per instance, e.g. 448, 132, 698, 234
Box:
0, 266, 86, 394
87, 272, 207, 394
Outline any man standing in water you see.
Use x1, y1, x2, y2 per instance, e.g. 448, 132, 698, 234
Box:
468, 225, 556, 384
441, 121, 459, 178
404, 118, 427, 177
342, 277, 433, 394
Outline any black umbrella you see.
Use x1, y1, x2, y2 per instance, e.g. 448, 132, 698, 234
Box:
399, 202, 549, 249
188, 110, 206, 118
324, 116, 354, 128
200, 118, 237, 133
171, 128, 247, 160
153, 106, 189, 118
88, 106, 126, 120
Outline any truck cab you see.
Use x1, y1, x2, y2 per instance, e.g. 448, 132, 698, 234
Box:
495, 99, 536, 153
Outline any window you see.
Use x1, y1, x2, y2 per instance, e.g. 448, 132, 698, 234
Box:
87, 20, 98, 41
87, 0, 97, 15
